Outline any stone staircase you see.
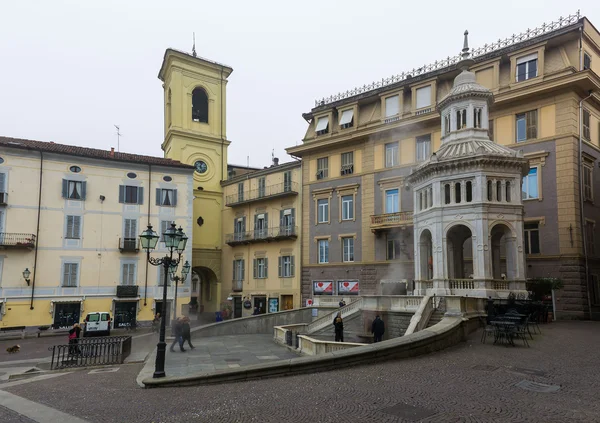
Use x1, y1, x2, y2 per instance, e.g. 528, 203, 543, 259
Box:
426, 310, 445, 328
310, 312, 364, 343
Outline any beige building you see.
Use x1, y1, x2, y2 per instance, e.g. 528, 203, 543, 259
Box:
221, 159, 302, 317
0, 137, 194, 328
288, 12, 600, 320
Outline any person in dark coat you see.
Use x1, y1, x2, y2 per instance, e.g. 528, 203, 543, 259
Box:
333, 312, 344, 342
68, 323, 82, 355
338, 299, 346, 308
371, 315, 385, 343
169, 318, 185, 352
181, 316, 195, 349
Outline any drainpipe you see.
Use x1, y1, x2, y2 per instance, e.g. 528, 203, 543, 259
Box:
144, 165, 152, 307
220, 66, 225, 182
578, 91, 594, 320
30, 150, 43, 310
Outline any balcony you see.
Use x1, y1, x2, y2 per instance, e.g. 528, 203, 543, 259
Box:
226, 226, 298, 246
116, 285, 139, 298
119, 238, 140, 253
370, 211, 413, 232
0, 192, 7, 205
0, 233, 36, 249
232, 280, 243, 292
226, 182, 298, 207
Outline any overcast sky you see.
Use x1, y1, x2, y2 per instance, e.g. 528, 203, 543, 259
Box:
0, 1, 596, 168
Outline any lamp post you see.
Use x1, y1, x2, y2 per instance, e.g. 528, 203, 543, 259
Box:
170, 260, 191, 323
139, 223, 188, 379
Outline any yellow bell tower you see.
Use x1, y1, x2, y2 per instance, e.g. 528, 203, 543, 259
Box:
158, 48, 233, 314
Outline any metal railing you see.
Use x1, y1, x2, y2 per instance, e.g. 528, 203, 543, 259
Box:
225, 226, 298, 245
232, 279, 243, 292
0, 233, 36, 248
119, 238, 139, 252
370, 211, 413, 227
226, 182, 298, 206
314, 11, 581, 106
48, 335, 132, 370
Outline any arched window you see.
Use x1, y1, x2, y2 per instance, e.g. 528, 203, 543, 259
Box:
496, 181, 502, 202
444, 184, 451, 204
192, 88, 208, 123
423, 190, 428, 210
487, 180, 493, 201
505, 181, 511, 202
456, 109, 467, 129
466, 181, 472, 202
455, 182, 462, 203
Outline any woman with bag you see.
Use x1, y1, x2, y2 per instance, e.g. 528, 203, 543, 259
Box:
68, 323, 81, 356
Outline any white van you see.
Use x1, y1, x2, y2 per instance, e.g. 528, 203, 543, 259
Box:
83, 312, 112, 337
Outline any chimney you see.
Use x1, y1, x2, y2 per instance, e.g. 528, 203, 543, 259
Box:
273, 157, 279, 166
110, 147, 115, 157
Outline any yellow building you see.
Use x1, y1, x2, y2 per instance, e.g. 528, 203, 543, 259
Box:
0, 137, 194, 328
221, 158, 302, 317
159, 49, 233, 315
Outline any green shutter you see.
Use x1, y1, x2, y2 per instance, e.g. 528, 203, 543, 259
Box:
73, 216, 81, 239
62, 179, 68, 198
81, 181, 87, 200
278, 257, 282, 278
66, 216, 73, 238
119, 185, 125, 203
241, 259, 245, 280
62, 264, 70, 286
253, 259, 257, 279
264, 213, 268, 229
233, 260, 236, 280
156, 188, 161, 206
172, 189, 177, 206
264, 258, 268, 278
291, 256, 295, 277
291, 208, 296, 227
138, 187, 144, 205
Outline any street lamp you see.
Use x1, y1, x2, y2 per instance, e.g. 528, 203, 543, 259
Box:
140, 223, 187, 379
23, 268, 31, 286
170, 260, 191, 323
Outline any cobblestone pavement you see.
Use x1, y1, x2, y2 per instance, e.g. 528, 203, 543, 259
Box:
1, 321, 599, 423
139, 334, 300, 380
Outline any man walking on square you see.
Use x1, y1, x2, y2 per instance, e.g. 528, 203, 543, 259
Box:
181, 316, 195, 350
170, 317, 186, 352
333, 312, 344, 342
371, 315, 385, 343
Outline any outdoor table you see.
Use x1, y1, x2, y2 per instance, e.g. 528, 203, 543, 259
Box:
490, 320, 516, 346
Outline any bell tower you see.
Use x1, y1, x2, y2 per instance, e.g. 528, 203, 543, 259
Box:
158, 48, 233, 313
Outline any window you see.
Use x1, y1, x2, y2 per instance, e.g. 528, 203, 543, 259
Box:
317, 199, 329, 223
473, 108, 482, 129
279, 256, 294, 278
524, 222, 540, 254
123, 218, 137, 243
69, 166, 81, 173
65, 216, 82, 239
445, 184, 451, 204
121, 263, 136, 286
488, 119, 494, 141
456, 109, 467, 129
584, 52, 592, 70
233, 259, 245, 281
253, 258, 268, 279
317, 157, 328, 179
505, 181, 511, 202
339, 109, 354, 129
62, 180, 86, 200
416, 135, 431, 162
496, 181, 502, 202
385, 142, 399, 167
163, 176, 172, 182
455, 182, 461, 203
238, 183, 244, 202
192, 88, 208, 123
386, 235, 400, 260
341, 195, 354, 221
316, 117, 329, 135
280, 208, 295, 233
318, 239, 329, 263
444, 114, 451, 135
385, 95, 399, 118
516, 53, 538, 82
466, 181, 473, 202
487, 180, 493, 201
583, 110, 591, 141
385, 189, 399, 213
341, 152, 354, 175
415, 86, 432, 109
522, 167, 539, 200
119, 185, 143, 204
233, 217, 246, 241
284, 171, 292, 192
62, 263, 78, 287
127, 172, 137, 179
254, 213, 267, 238
156, 188, 177, 206
258, 177, 266, 198
586, 221, 595, 256
342, 237, 354, 262
516, 110, 537, 142
583, 163, 593, 202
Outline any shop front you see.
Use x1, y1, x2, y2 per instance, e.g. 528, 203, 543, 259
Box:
52, 300, 82, 329
113, 300, 139, 328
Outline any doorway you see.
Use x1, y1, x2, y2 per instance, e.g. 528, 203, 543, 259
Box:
114, 301, 138, 328
233, 296, 242, 318
254, 296, 266, 314
53, 303, 81, 329
154, 300, 171, 323
281, 295, 294, 311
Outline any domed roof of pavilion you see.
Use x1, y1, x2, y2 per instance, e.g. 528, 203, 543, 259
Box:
437, 67, 494, 110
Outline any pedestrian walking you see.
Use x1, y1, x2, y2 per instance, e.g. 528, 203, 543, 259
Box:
338, 299, 346, 308
371, 315, 385, 343
68, 323, 81, 356
181, 316, 195, 349
333, 312, 344, 342
152, 313, 161, 333
169, 317, 186, 352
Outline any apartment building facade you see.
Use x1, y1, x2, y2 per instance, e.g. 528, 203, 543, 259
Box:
0, 137, 194, 328
221, 159, 302, 317
288, 12, 600, 319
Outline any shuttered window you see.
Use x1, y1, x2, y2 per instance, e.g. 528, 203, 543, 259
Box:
279, 256, 295, 277
62, 263, 78, 287
253, 258, 268, 279
124, 218, 137, 239
119, 185, 143, 204
65, 216, 82, 239
156, 189, 177, 206
121, 263, 136, 285
62, 180, 87, 200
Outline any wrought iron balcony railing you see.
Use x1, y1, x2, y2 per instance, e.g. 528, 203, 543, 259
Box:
119, 238, 140, 253
0, 233, 36, 249
226, 226, 298, 246
226, 182, 298, 206
232, 280, 243, 292
370, 212, 413, 232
